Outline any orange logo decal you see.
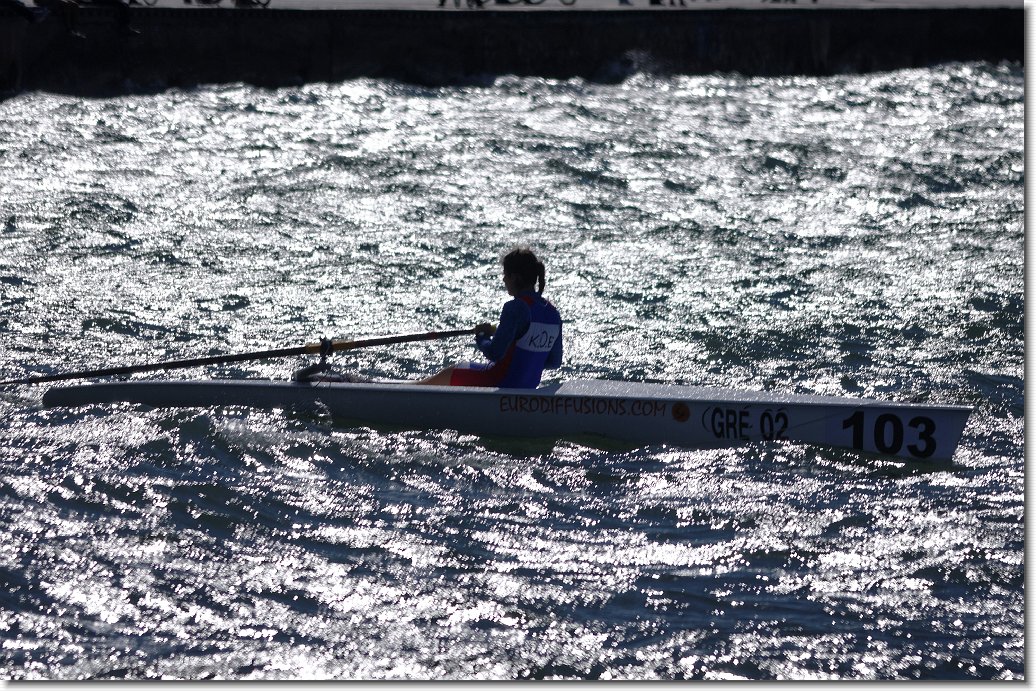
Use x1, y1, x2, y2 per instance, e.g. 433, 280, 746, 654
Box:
672, 402, 690, 423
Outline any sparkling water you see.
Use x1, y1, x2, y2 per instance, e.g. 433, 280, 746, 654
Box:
0, 62, 1023, 679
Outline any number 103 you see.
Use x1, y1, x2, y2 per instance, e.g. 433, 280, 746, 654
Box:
841, 411, 937, 459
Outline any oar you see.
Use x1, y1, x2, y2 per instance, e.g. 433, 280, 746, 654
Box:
0, 328, 478, 386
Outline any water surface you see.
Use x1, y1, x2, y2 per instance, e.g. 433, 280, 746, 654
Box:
0, 62, 1024, 679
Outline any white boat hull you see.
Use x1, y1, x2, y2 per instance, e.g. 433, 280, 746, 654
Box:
42, 379, 971, 462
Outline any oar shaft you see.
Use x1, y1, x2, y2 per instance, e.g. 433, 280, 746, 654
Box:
328, 328, 477, 353
1, 328, 478, 386
0, 346, 310, 386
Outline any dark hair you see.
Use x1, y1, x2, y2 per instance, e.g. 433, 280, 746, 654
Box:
502, 247, 546, 294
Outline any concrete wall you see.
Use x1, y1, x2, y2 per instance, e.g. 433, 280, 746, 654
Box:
0, 5, 1023, 95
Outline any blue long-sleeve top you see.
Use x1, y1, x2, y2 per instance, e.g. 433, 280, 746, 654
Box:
476, 293, 562, 369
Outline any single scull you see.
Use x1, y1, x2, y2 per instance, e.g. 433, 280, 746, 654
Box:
41, 378, 971, 462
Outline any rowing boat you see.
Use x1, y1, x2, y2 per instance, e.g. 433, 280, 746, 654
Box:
42, 378, 971, 462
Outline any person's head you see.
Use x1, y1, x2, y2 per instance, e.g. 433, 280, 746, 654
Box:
501, 247, 546, 296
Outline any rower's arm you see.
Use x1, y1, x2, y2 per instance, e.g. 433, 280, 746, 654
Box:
478, 301, 523, 361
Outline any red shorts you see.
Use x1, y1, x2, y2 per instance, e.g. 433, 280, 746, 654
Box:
449, 360, 509, 387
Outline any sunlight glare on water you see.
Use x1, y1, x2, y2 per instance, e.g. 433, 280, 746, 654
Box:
0, 62, 1024, 679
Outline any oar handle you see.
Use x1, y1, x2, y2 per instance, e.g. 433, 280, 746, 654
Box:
1, 327, 479, 386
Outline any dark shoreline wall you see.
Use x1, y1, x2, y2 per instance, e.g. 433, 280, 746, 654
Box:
0, 6, 1023, 95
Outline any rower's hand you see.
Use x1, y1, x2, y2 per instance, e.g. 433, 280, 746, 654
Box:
475, 322, 496, 339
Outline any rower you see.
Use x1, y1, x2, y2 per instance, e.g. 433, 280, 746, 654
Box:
420, 247, 563, 388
